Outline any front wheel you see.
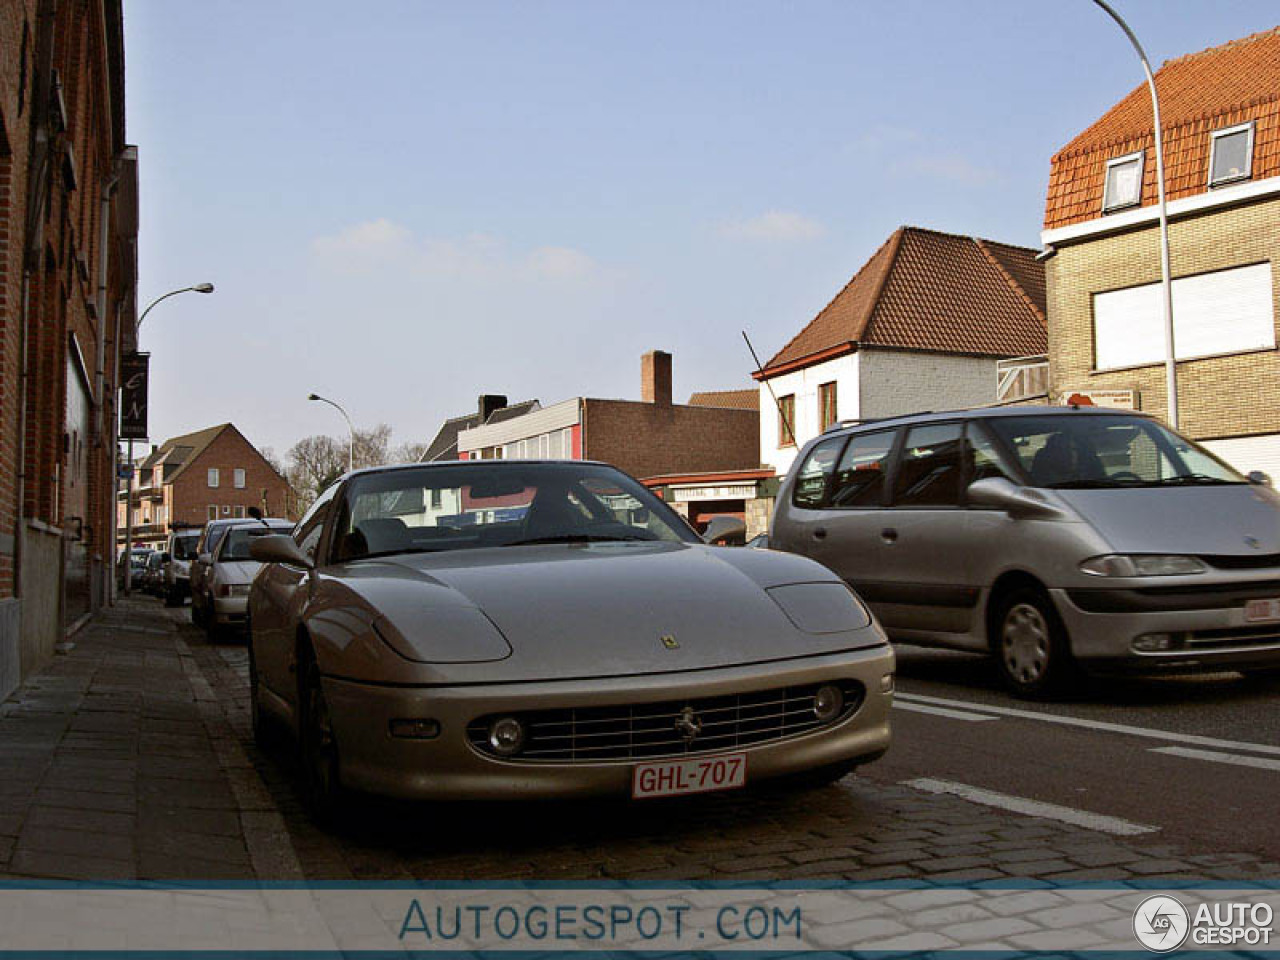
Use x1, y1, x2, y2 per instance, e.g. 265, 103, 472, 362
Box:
994, 587, 1075, 698
298, 648, 347, 824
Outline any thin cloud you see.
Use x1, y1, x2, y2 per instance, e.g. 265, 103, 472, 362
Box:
718, 210, 826, 243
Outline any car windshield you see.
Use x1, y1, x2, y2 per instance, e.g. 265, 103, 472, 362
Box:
986, 414, 1246, 489
171, 534, 199, 560
331, 462, 698, 560
220, 526, 290, 561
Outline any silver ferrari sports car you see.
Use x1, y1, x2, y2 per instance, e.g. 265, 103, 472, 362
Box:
248, 460, 894, 817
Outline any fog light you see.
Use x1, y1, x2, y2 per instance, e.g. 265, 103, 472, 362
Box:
1133, 633, 1181, 653
813, 684, 844, 723
389, 718, 440, 740
488, 716, 526, 756
880, 672, 895, 694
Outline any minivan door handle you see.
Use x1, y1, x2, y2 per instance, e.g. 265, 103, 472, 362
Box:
812, 527, 828, 541
880, 527, 898, 543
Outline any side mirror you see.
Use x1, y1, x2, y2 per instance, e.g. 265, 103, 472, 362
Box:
249, 534, 314, 569
703, 516, 747, 546
1248, 470, 1273, 487
967, 477, 1064, 520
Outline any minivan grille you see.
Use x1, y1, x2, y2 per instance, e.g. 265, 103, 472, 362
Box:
467, 681, 864, 763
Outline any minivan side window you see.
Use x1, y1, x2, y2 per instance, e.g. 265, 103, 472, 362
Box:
967, 422, 1020, 486
830, 430, 897, 507
892, 423, 963, 506
791, 436, 846, 509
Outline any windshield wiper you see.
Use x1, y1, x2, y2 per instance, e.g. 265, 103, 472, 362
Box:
502, 533, 656, 546
1147, 474, 1241, 486
357, 546, 449, 560
1043, 479, 1134, 489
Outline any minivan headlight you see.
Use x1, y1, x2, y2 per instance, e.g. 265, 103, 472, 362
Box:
1079, 554, 1206, 577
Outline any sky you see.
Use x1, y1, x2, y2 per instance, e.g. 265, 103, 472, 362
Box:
123, 1, 1280, 460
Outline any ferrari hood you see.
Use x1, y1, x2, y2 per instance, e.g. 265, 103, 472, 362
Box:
361, 542, 879, 682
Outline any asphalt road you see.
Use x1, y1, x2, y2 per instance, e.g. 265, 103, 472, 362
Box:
865, 644, 1280, 861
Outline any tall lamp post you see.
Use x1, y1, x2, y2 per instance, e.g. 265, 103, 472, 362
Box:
308, 393, 355, 473
121, 283, 215, 595
1089, 0, 1177, 427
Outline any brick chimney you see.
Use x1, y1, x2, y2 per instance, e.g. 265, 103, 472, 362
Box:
641, 350, 672, 407
477, 394, 508, 423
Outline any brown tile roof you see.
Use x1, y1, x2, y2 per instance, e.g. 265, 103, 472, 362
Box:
687, 388, 760, 410
143, 424, 231, 483
1045, 27, 1280, 230
759, 227, 1047, 375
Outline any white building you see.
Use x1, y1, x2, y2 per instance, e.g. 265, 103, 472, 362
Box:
755, 226, 1049, 474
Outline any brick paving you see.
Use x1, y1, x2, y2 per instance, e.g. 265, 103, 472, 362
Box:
1, 596, 1278, 884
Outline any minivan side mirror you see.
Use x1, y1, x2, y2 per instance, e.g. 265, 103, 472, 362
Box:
967, 478, 1065, 520
249, 534, 314, 569
1248, 470, 1273, 487
702, 516, 748, 546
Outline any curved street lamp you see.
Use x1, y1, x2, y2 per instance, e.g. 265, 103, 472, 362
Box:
121, 282, 216, 595
308, 393, 355, 473
1088, 0, 1177, 427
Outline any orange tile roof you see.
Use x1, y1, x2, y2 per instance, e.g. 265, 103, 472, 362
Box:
687, 388, 760, 410
1045, 27, 1280, 230
759, 227, 1047, 375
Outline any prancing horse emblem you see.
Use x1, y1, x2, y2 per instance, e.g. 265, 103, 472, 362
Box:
674, 706, 702, 742
661, 634, 679, 650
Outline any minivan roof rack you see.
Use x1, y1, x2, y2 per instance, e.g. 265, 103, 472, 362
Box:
821, 411, 935, 435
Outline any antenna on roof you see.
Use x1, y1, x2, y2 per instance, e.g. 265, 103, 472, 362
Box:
742, 331, 796, 448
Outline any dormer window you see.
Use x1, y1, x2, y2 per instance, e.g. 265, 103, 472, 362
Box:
1102, 150, 1144, 212
1209, 122, 1254, 187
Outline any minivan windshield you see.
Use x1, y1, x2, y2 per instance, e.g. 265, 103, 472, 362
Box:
986, 414, 1246, 489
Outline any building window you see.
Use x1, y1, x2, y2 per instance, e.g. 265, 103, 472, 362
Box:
778, 394, 796, 447
819, 382, 838, 431
430, 488, 443, 509
233, 506, 246, 519
234, 468, 246, 489
208, 505, 217, 520
1209, 122, 1254, 187
208, 468, 219, 488
1102, 151, 1144, 212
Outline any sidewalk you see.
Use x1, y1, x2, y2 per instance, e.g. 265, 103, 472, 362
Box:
0, 597, 299, 880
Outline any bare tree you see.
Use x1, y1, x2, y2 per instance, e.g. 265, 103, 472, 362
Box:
391, 440, 431, 464
286, 423, 396, 511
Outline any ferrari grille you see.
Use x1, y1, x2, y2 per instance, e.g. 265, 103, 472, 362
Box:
466, 680, 864, 762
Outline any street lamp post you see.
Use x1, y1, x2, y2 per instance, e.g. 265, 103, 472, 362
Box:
121, 283, 215, 595
1089, 0, 1177, 427
308, 393, 355, 473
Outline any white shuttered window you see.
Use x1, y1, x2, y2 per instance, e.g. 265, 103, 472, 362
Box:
1093, 262, 1275, 371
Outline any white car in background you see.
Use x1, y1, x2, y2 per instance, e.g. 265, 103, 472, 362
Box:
200, 518, 292, 639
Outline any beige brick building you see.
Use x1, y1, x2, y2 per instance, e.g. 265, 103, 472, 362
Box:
1042, 28, 1280, 476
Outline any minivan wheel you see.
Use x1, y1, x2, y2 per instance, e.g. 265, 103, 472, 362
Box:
995, 587, 1073, 698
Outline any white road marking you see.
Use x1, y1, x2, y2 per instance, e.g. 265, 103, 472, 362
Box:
892, 701, 998, 722
1151, 746, 1280, 772
905, 777, 1160, 836
895, 691, 1280, 757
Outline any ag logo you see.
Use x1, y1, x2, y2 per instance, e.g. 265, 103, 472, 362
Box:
1133, 895, 1190, 952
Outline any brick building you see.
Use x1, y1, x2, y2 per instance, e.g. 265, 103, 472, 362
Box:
117, 424, 294, 548
1041, 27, 1280, 475
1, 0, 137, 699
754, 226, 1048, 475
454, 351, 760, 483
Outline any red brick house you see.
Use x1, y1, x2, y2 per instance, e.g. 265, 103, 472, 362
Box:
1041, 27, 1280, 476
117, 424, 294, 549
1, 1, 137, 698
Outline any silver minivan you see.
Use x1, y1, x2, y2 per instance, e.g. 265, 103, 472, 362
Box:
771, 406, 1280, 696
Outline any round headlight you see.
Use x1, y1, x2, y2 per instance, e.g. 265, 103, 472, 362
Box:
488, 716, 526, 757
813, 684, 844, 723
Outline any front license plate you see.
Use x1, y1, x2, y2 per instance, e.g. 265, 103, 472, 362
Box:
632, 753, 747, 799
1245, 598, 1280, 623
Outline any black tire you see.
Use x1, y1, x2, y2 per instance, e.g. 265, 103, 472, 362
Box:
164, 586, 182, 608
248, 639, 276, 749
297, 646, 347, 824
993, 586, 1075, 698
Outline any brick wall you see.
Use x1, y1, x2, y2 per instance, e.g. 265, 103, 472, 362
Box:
165, 427, 292, 531
582, 400, 759, 481
1047, 196, 1280, 441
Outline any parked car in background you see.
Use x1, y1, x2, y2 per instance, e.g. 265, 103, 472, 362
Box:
771, 405, 1280, 697
247, 460, 894, 819
190, 518, 255, 627
198, 518, 293, 639
117, 547, 151, 590
140, 550, 166, 596
162, 526, 202, 607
